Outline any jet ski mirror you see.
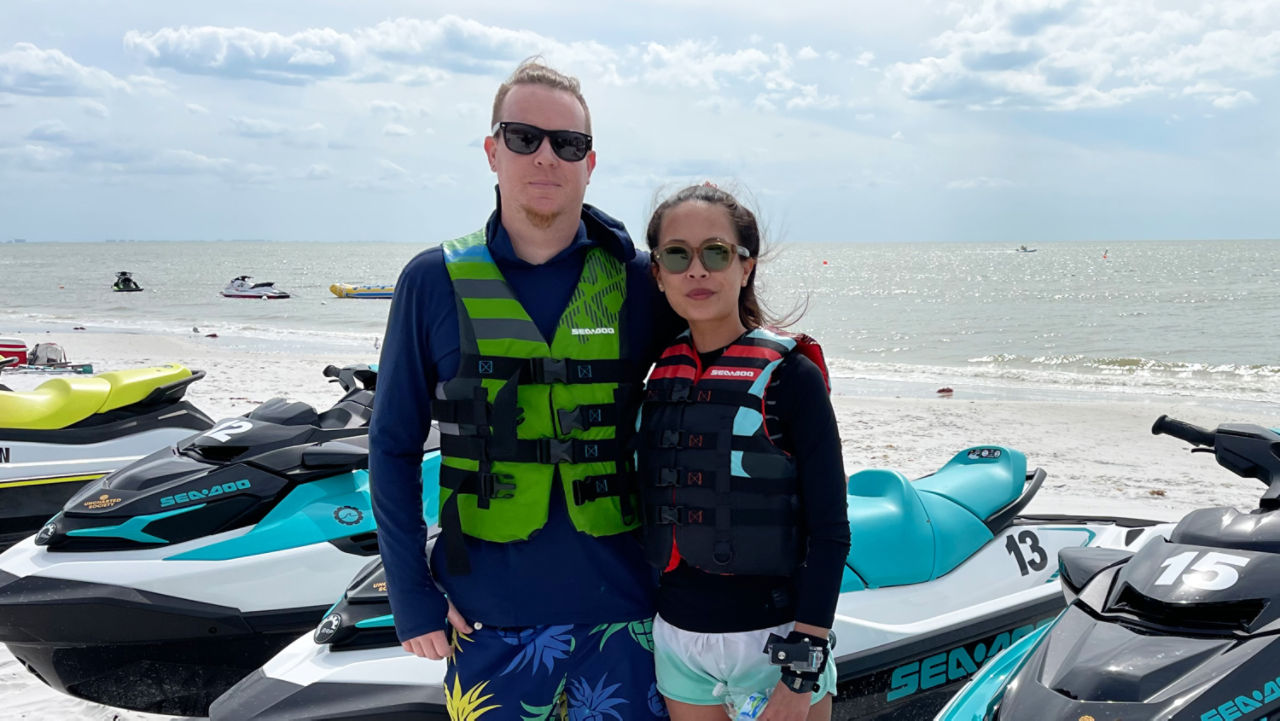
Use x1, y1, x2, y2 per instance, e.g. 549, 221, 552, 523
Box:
301, 440, 370, 470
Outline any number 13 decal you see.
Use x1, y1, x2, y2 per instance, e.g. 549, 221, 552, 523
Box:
1154, 551, 1250, 591
1006, 530, 1048, 576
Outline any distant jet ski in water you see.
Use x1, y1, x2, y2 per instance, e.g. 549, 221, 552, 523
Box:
112, 271, 143, 292
1015, 245, 1038, 253
222, 275, 291, 299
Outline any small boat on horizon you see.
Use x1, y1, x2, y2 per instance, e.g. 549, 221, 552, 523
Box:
221, 276, 291, 299
1015, 245, 1037, 253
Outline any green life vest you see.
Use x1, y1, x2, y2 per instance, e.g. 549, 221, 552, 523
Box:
431, 229, 639, 551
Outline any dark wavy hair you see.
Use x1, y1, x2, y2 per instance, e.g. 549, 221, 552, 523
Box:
645, 184, 768, 330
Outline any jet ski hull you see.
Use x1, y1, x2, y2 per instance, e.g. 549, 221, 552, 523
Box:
0, 534, 377, 715
216, 516, 1172, 721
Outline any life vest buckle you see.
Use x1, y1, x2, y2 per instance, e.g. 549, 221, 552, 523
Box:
536, 438, 575, 464
656, 468, 679, 487
572, 474, 618, 505
528, 358, 568, 385
478, 473, 516, 500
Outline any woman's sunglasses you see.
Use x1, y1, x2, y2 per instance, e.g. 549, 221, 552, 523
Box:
652, 241, 751, 273
491, 121, 592, 162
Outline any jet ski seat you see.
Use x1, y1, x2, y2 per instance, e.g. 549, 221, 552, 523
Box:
95, 364, 192, 414
0, 377, 111, 430
845, 448, 1025, 590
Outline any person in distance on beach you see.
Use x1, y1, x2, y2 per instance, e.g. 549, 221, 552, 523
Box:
370, 59, 680, 719
637, 184, 850, 721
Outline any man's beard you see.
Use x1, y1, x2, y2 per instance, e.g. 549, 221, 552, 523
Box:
521, 205, 560, 230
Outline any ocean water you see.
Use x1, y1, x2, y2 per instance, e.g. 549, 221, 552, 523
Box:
3, 239, 1278, 413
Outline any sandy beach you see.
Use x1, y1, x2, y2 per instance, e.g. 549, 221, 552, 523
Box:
2, 327, 1278, 719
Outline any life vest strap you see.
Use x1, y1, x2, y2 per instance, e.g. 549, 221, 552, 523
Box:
651, 505, 792, 527
440, 465, 516, 507
646, 384, 762, 408
556, 403, 618, 433
441, 434, 621, 465
652, 467, 783, 494
457, 354, 630, 385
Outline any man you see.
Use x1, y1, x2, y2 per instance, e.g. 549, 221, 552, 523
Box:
370, 60, 677, 720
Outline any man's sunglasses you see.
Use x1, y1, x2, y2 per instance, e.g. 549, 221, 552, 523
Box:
652, 241, 751, 273
492, 122, 592, 162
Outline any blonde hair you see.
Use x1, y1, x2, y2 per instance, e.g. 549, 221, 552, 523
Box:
491, 57, 592, 133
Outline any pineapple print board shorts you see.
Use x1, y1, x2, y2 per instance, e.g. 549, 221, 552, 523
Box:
445, 618, 669, 720
652, 614, 837, 707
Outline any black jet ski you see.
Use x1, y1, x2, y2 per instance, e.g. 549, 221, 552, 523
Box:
214, 445, 1174, 721
0, 362, 212, 549
0, 364, 441, 716
937, 416, 1280, 721
112, 271, 143, 292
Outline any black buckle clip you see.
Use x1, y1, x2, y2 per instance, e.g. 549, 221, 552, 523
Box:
572, 475, 614, 505
537, 439, 575, 464
660, 430, 681, 448
669, 384, 690, 402
558, 406, 608, 433
657, 505, 683, 525
529, 358, 568, 384
656, 468, 679, 487
479, 473, 516, 500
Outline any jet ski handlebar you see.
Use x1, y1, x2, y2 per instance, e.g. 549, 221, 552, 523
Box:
1151, 414, 1216, 448
1154, 414, 1280, 505
323, 364, 378, 392
0, 356, 16, 370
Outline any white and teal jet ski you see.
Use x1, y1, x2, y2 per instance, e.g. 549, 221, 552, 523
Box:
212, 445, 1174, 721
0, 362, 213, 549
0, 364, 442, 717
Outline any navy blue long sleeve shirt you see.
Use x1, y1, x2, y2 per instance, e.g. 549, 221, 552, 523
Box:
370, 200, 680, 641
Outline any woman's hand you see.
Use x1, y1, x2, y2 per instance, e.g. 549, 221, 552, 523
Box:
400, 599, 474, 660
758, 680, 812, 721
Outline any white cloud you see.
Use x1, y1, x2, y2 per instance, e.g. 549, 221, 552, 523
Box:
80, 100, 110, 118
797, 46, 819, 61
0, 42, 130, 97
185, 102, 209, 114
855, 51, 876, 67
228, 116, 327, 146
891, 0, 1280, 111
1211, 89, 1258, 109
891, 130, 904, 140
139, 149, 275, 183
304, 163, 333, 180
26, 119, 73, 143
382, 123, 413, 137
0, 143, 72, 171
947, 176, 1015, 189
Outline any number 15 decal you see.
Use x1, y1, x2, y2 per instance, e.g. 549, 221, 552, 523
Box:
1006, 530, 1048, 576
1154, 551, 1250, 591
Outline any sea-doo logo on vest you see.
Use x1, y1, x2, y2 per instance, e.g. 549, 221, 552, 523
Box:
83, 494, 122, 510
1200, 673, 1280, 721
708, 369, 757, 378
887, 618, 1054, 702
160, 479, 252, 507
0, 447, 10, 463
571, 327, 615, 336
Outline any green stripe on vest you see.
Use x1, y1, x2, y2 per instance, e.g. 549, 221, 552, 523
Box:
438, 229, 636, 542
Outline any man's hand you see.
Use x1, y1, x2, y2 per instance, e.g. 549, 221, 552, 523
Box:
400, 600, 474, 660
758, 680, 812, 721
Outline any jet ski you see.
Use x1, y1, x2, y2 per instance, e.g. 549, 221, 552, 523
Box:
0, 363, 442, 716
213, 445, 1174, 721
222, 275, 291, 299
0, 363, 212, 549
112, 271, 143, 292
936, 417, 1280, 721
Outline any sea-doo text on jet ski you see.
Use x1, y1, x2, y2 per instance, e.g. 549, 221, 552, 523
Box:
0, 364, 440, 716
222, 276, 290, 299
215, 446, 1174, 721
936, 417, 1280, 721
0, 364, 212, 549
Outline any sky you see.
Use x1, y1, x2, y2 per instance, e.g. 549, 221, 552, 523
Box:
1, 0, 1278, 243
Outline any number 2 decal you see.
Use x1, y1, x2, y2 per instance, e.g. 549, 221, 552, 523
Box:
1006, 530, 1048, 576
204, 420, 253, 443
1154, 551, 1250, 591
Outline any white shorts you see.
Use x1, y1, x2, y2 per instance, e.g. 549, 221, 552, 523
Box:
652, 614, 837, 707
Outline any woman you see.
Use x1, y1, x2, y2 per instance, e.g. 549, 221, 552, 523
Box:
637, 184, 851, 721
